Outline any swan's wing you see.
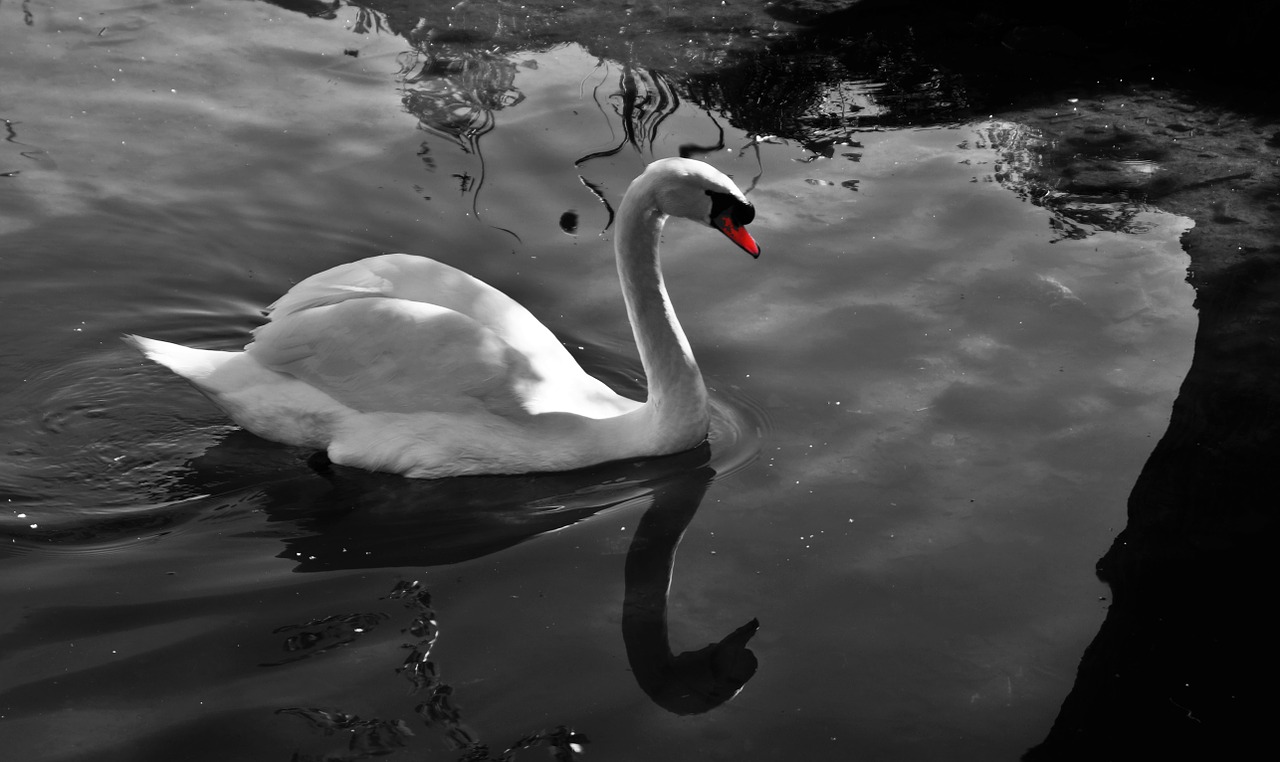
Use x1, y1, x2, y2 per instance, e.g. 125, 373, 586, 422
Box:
256, 254, 639, 418
249, 296, 540, 417
267, 254, 584, 382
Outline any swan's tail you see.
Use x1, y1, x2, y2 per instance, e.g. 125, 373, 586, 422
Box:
122, 335, 239, 383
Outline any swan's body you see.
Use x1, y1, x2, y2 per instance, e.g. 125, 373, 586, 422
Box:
126, 158, 759, 478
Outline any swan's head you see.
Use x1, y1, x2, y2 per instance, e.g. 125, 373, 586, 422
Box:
642, 158, 761, 258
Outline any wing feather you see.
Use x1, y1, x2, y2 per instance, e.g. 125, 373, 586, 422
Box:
249, 253, 635, 419
265, 254, 575, 376
251, 297, 538, 416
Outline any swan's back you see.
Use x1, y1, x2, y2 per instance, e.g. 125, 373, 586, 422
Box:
264, 254, 576, 378
250, 254, 632, 419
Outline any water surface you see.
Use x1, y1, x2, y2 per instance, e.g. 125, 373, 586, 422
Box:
1, 2, 1195, 759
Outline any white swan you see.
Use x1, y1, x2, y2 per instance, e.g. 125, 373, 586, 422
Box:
125, 158, 760, 478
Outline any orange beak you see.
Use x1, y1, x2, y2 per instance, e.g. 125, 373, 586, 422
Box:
713, 212, 760, 258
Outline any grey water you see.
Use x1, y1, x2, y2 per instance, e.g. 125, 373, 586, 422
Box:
1, 1, 1200, 759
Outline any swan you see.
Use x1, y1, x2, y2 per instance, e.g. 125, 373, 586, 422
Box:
125, 158, 760, 478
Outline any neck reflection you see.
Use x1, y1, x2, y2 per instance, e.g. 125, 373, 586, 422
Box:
622, 468, 759, 714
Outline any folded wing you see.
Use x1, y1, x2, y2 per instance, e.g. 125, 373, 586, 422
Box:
249, 254, 635, 419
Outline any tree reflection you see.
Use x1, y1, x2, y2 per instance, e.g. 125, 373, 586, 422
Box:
398, 48, 521, 156
260, 0, 1269, 249
966, 122, 1156, 242
574, 65, 681, 167
277, 581, 589, 760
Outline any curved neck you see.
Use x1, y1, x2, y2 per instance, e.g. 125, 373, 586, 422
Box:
615, 181, 709, 453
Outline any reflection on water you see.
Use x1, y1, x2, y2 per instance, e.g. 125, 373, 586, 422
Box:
974, 121, 1173, 242
263, 461, 758, 759
276, 579, 590, 759
0, 445, 756, 760
396, 43, 521, 222
398, 47, 521, 153
0, 0, 1211, 759
622, 467, 759, 715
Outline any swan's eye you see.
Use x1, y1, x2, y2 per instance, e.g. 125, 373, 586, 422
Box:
706, 190, 754, 226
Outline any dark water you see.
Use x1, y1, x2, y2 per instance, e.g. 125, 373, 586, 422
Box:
0, 1, 1216, 759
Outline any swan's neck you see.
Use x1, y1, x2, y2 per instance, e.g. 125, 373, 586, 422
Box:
616, 187, 709, 453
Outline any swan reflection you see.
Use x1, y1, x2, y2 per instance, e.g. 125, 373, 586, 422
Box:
186, 436, 760, 719
623, 467, 759, 714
